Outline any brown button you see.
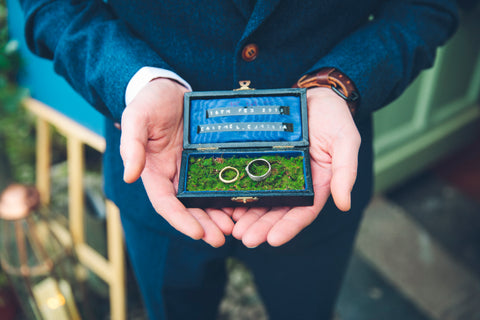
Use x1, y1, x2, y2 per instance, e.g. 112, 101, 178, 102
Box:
242, 43, 258, 62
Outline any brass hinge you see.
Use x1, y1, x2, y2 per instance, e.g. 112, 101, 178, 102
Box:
196, 147, 218, 151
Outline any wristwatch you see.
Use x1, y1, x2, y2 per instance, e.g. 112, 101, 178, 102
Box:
293, 67, 359, 116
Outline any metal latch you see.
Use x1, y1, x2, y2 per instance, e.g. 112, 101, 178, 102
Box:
231, 197, 259, 204
234, 80, 254, 91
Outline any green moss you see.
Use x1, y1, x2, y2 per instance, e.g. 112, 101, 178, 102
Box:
186, 154, 305, 191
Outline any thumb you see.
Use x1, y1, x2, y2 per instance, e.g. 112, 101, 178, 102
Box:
120, 105, 148, 183
330, 165, 356, 211
330, 132, 360, 212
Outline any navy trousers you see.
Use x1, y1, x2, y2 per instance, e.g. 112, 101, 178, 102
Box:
120, 198, 363, 320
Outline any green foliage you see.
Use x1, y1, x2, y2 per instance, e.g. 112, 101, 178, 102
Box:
0, 0, 34, 185
0, 1, 24, 110
187, 154, 306, 191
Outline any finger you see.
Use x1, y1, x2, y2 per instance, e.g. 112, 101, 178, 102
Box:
266, 206, 318, 247
205, 208, 235, 235
231, 207, 269, 241
154, 195, 205, 240
120, 107, 148, 183
141, 169, 205, 241
330, 131, 360, 211
232, 206, 249, 221
221, 207, 235, 216
190, 209, 226, 247
241, 207, 289, 248
266, 187, 330, 247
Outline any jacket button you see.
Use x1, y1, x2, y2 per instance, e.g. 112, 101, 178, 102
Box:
242, 43, 258, 62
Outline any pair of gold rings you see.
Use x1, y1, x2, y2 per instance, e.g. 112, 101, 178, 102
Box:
218, 158, 272, 184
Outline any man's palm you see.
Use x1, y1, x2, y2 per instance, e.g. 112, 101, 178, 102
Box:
120, 79, 234, 247
231, 87, 360, 248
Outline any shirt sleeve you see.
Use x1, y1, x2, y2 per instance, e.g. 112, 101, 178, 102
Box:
125, 67, 192, 106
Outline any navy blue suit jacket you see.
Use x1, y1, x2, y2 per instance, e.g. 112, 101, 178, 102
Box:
20, 0, 458, 236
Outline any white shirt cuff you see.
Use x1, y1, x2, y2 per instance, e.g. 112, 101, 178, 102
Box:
125, 66, 192, 105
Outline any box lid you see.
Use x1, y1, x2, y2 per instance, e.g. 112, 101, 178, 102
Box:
183, 87, 308, 150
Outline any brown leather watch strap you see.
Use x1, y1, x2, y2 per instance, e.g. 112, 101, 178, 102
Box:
293, 67, 359, 115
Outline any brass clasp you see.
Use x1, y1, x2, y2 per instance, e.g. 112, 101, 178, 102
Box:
234, 80, 254, 91
231, 197, 259, 204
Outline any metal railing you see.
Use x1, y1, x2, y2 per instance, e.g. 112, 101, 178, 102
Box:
25, 98, 126, 320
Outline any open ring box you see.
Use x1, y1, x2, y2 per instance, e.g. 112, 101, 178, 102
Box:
177, 82, 314, 208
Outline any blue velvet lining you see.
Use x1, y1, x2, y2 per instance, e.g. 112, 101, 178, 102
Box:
189, 95, 302, 144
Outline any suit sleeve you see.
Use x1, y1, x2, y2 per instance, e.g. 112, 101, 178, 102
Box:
19, 0, 174, 121
306, 0, 459, 120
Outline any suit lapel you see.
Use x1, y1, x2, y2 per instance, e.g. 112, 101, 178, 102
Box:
232, 0, 254, 20
239, 0, 282, 40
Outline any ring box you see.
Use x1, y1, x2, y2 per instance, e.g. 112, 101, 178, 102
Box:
177, 82, 314, 208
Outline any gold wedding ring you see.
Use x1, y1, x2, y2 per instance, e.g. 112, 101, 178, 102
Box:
219, 166, 240, 184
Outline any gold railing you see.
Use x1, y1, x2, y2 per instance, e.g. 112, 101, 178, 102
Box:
24, 98, 126, 320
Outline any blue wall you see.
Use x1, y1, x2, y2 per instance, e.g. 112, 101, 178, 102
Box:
7, 0, 104, 136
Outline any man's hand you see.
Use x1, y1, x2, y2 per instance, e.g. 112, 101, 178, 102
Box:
231, 87, 361, 248
120, 78, 234, 247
